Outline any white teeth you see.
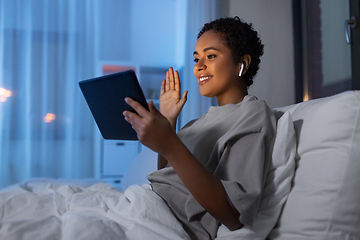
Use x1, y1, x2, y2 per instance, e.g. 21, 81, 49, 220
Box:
200, 76, 210, 81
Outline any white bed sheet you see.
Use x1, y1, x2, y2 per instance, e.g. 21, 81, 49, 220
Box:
0, 178, 190, 240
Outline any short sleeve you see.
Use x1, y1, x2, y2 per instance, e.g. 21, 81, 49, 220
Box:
214, 132, 273, 227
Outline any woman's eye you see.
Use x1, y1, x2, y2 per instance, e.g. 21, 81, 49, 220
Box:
207, 54, 216, 59
194, 58, 199, 63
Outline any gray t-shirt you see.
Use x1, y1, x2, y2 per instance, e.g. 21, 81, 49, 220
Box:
148, 95, 276, 239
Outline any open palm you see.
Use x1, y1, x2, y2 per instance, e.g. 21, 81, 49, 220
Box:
160, 67, 188, 129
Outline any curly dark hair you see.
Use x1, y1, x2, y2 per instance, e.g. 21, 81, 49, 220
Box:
198, 16, 264, 87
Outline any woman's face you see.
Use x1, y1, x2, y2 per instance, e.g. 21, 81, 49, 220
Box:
193, 30, 245, 105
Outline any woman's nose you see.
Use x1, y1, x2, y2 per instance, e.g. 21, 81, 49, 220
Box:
194, 60, 206, 72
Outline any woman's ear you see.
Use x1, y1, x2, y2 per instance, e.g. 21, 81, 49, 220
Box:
239, 54, 251, 76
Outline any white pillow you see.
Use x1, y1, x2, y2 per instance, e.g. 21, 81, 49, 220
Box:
268, 91, 360, 240
120, 147, 158, 191
216, 111, 296, 240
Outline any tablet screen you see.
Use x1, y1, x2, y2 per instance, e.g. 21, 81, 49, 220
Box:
79, 70, 148, 140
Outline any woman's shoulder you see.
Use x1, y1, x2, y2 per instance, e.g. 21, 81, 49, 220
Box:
234, 95, 276, 136
241, 95, 268, 108
237, 95, 273, 118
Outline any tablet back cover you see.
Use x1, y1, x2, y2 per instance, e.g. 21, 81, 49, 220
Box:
79, 70, 148, 140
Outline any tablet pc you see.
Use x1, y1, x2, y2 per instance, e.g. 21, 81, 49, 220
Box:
79, 70, 148, 140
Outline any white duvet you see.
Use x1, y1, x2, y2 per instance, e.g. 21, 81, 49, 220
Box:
0, 179, 190, 240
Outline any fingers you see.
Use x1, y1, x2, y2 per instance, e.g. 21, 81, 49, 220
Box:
174, 69, 180, 92
123, 110, 140, 130
148, 100, 159, 114
160, 79, 166, 95
123, 98, 155, 135
124, 99, 167, 145
181, 91, 188, 102
165, 67, 177, 92
124, 97, 148, 118
180, 91, 188, 106
169, 67, 175, 90
165, 70, 170, 92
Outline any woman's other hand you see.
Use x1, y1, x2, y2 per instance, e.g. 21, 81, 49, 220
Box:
160, 67, 188, 129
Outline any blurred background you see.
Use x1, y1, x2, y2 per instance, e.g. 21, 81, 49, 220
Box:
0, 0, 358, 189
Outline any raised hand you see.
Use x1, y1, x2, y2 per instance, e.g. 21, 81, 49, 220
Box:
160, 67, 188, 129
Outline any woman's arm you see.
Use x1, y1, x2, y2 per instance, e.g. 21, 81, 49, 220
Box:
123, 98, 243, 230
163, 131, 243, 230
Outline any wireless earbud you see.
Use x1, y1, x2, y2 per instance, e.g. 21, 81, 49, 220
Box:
239, 63, 245, 77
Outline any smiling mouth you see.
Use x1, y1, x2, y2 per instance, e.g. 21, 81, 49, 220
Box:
198, 76, 212, 85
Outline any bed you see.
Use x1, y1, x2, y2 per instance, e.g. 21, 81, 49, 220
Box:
1, 90, 359, 240
0, 178, 190, 239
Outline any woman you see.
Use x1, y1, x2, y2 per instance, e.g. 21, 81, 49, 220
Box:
123, 17, 276, 239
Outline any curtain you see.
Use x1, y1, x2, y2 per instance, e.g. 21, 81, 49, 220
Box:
0, 0, 223, 189
0, 0, 98, 188
180, 0, 220, 128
